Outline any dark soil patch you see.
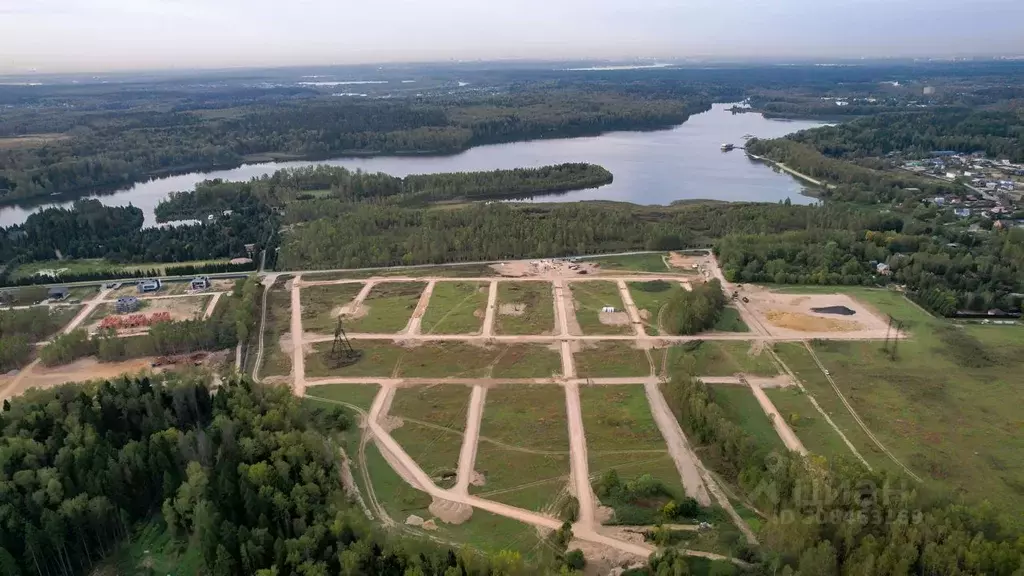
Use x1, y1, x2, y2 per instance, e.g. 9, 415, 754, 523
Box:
812, 305, 856, 316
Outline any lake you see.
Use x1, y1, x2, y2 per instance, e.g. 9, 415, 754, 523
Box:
0, 103, 828, 227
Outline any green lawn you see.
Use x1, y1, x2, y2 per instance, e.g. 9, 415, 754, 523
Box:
420, 281, 488, 334
494, 281, 555, 335
305, 383, 381, 411
713, 307, 750, 332
301, 283, 364, 333
574, 342, 651, 378
628, 280, 686, 335
391, 385, 472, 430
660, 340, 778, 378
764, 387, 852, 460
569, 280, 632, 335
260, 284, 293, 378
471, 386, 570, 513
706, 385, 785, 453
587, 252, 669, 273
343, 281, 425, 333
306, 340, 405, 378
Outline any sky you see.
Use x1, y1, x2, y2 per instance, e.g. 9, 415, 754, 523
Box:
1, 0, 1023, 74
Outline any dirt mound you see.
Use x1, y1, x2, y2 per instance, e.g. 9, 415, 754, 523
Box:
499, 303, 526, 316
639, 309, 651, 320
422, 519, 438, 531
812, 305, 857, 316
765, 310, 858, 332
335, 303, 369, 320
599, 311, 630, 326
470, 471, 487, 487
379, 415, 405, 432
429, 497, 473, 525
405, 514, 425, 527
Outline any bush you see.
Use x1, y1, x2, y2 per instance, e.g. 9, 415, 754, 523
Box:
565, 549, 586, 571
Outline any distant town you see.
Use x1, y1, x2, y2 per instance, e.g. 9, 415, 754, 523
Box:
902, 151, 1024, 229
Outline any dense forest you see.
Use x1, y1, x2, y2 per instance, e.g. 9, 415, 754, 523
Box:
0, 375, 576, 576
0, 307, 74, 371
660, 370, 1024, 575
0, 198, 275, 286
0, 91, 705, 203
154, 163, 613, 221
787, 109, 1024, 161
39, 277, 261, 366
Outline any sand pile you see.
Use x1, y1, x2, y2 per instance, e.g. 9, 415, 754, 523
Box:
764, 310, 858, 332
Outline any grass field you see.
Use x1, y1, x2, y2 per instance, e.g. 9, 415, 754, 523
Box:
472, 386, 571, 513
764, 387, 851, 460
587, 252, 669, 273
301, 283, 364, 333
390, 385, 472, 430
574, 342, 651, 378
395, 342, 561, 379
306, 341, 406, 378
305, 383, 380, 411
494, 281, 555, 335
581, 385, 687, 525
420, 281, 488, 334
389, 385, 472, 487
792, 291, 1024, 519
660, 341, 778, 377
569, 280, 632, 335
10, 258, 231, 281
343, 281, 425, 333
260, 284, 293, 378
713, 307, 750, 332
628, 280, 685, 335
706, 385, 785, 453
304, 263, 496, 281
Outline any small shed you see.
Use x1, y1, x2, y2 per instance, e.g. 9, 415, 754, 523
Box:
48, 286, 70, 300
601, 306, 617, 313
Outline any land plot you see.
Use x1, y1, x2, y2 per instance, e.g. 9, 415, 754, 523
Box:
569, 281, 632, 335
628, 280, 685, 335
712, 307, 750, 332
260, 285, 293, 378
706, 385, 785, 453
305, 383, 380, 411
471, 386, 570, 513
765, 387, 850, 460
397, 341, 562, 379
494, 281, 555, 335
660, 340, 777, 378
343, 282, 425, 333
574, 342, 651, 379
389, 385, 472, 488
420, 281, 488, 335
306, 340, 405, 378
587, 252, 669, 273
582, 386, 686, 526
301, 283, 364, 334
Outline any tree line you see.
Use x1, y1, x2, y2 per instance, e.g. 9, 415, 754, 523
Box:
662, 279, 728, 335
659, 371, 1024, 575
0, 307, 73, 371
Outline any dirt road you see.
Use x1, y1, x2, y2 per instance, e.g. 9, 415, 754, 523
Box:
616, 279, 645, 337
481, 281, 498, 338
642, 381, 711, 506
454, 386, 487, 494
404, 280, 436, 335
564, 381, 596, 525
203, 291, 222, 319
747, 379, 807, 454
290, 275, 307, 396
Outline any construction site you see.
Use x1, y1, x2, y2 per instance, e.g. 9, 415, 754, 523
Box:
248, 253, 910, 571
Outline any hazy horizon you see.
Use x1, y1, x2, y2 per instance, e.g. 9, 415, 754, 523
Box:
2, 0, 1023, 74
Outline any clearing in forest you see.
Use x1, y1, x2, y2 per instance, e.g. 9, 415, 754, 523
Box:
301, 283, 364, 334
260, 284, 293, 379
573, 342, 651, 379
420, 281, 488, 334
342, 282, 426, 333
471, 386, 571, 514
569, 281, 632, 335
494, 281, 555, 335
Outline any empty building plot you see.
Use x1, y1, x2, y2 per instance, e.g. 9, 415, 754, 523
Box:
471, 386, 571, 513
260, 283, 293, 379
301, 283, 364, 334
659, 340, 778, 378
706, 385, 785, 453
568, 280, 633, 335
581, 385, 687, 525
306, 340, 406, 378
305, 383, 381, 412
494, 281, 555, 335
420, 281, 489, 335
395, 342, 562, 379
573, 341, 651, 379
764, 387, 851, 459
389, 385, 473, 489
628, 280, 686, 335
342, 281, 426, 333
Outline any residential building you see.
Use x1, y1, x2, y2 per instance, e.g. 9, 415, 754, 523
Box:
115, 296, 141, 314
191, 276, 211, 291
137, 279, 162, 294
